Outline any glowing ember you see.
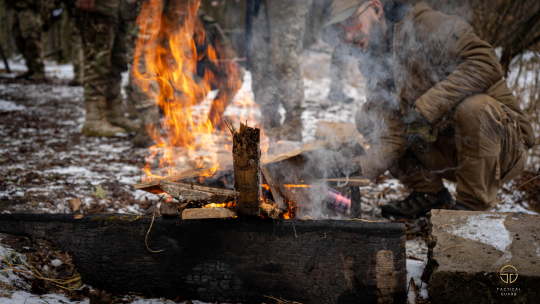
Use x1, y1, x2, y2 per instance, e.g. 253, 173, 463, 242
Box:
283, 184, 314, 189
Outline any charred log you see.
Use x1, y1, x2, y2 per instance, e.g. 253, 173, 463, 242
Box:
0, 213, 406, 304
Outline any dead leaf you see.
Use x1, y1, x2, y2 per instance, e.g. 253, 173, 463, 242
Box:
73, 214, 84, 219
69, 198, 82, 212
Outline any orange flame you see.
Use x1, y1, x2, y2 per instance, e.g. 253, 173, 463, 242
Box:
134, 0, 267, 182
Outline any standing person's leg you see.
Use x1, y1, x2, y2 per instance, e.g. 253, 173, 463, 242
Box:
68, 14, 84, 86
13, 8, 45, 79
267, 0, 313, 142
328, 47, 353, 104
80, 11, 126, 137
249, 0, 281, 130
103, 16, 139, 132
122, 0, 160, 147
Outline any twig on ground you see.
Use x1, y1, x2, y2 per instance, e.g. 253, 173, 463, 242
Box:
145, 195, 166, 253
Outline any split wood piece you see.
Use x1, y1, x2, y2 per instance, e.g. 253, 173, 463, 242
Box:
160, 180, 238, 197
260, 202, 280, 219
231, 122, 261, 217
0, 213, 407, 303
261, 165, 287, 212
134, 165, 232, 194
160, 181, 218, 202
160, 201, 180, 217
182, 207, 236, 219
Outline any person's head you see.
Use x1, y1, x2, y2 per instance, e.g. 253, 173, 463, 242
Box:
324, 0, 386, 53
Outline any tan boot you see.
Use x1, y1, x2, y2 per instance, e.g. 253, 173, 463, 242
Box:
82, 98, 127, 137
105, 96, 140, 132
27, 71, 46, 81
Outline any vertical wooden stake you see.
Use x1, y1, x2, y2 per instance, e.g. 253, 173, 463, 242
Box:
232, 122, 261, 216
350, 186, 362, 218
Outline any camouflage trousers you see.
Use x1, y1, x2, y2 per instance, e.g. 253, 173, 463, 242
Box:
124, 19, 158, 121
249, 0, 313, 129
80, 9, 127, 103
67, 15, 84, 84
9, 7, 44, 74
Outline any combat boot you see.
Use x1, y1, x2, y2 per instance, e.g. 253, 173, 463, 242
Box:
82, 98, 126, 137
133, 106, 159, 148
27, 71, 45, 81
105, 96, 140, 132
381, 188, 455, 219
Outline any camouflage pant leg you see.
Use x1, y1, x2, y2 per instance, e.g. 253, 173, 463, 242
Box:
249, 3, 282, 129
10, 8, 44, 73
68, 16, 84, 83
329, 47, 349, 93
268, 0, 312, 123
249, 0, 313, 128
81, 13, 124, 102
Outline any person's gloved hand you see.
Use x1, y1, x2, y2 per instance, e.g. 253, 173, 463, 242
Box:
405, 107, 438, 146
77, 0, 95, 12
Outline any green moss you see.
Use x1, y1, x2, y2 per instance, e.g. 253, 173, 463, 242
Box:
91, 184, 107, 199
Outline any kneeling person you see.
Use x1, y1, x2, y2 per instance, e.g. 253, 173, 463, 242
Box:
323, 0, 534, 218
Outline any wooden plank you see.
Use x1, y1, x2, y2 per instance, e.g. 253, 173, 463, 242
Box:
232, 123, 261, 216
0, 213, 407, 303
261, 165, 287, 212
182, 207, 236, 219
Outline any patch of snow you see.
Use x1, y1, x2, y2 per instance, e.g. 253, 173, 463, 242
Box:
0, 100, 26, 112
50, 259, 62, 267
407, 259, 428, 300
445, 213, 512, 252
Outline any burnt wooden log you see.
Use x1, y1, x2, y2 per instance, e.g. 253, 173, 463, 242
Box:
0, 213, 406, 304
232, 122, 261, 217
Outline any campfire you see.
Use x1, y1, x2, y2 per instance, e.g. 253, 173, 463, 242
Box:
132, 0, 370, 220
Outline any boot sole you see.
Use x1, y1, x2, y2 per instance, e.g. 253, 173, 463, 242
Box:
381, 201, 455, 220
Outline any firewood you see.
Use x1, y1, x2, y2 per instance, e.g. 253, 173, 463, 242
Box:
159, 201, 180, 217
260, 202, 280, 219
160, 180, 238, 197
134, 133, 369, 194
261, 165, 287, 212
231, 122, 261, 217
160, 182, 217, 202
182, 207, 236, 219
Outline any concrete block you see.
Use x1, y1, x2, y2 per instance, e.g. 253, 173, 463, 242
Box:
426, 210, 540, 303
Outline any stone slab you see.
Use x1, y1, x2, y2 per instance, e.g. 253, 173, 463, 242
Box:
426, 210, 540, 303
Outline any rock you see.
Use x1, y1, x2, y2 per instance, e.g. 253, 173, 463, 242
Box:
426, 210, 540, 303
